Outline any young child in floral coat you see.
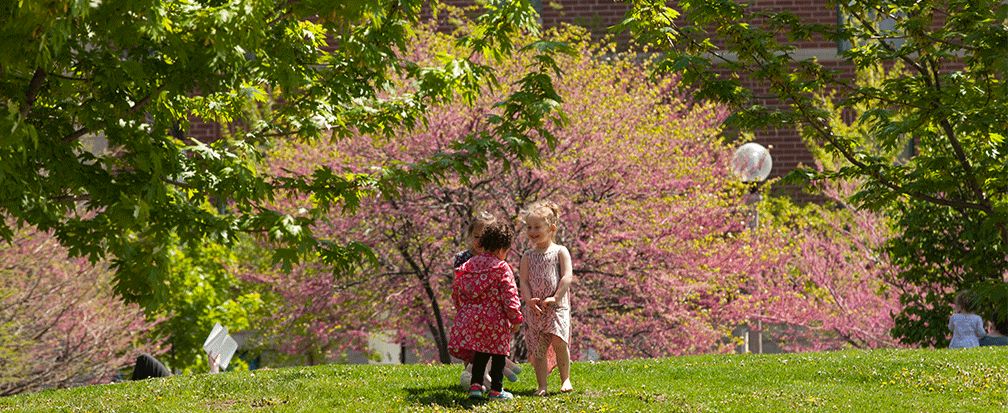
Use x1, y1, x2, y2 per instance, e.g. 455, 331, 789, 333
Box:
448, 221, 523, 400
454, 212, 521, 388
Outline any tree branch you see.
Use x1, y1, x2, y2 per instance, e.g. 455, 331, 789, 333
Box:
62, 127, 90, 143
21, 68, 46, 118
266, 0, 299, 27
846, 8, 927, 79
738, 33, 989, 212
48, 72, 90, 81
928, 57, 990, 214
397, 241, 451, 363
62, 89, 160, 143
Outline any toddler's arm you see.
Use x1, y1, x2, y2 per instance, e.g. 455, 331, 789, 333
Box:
519, 253, 543, 315
552, 245, 574, 302
451, 266, 466, 308
501, 265, 524, 326
518, 254, 532, 301
975, 316, 987, 339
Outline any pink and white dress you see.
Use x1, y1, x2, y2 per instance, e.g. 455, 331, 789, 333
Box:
522, 244, 570, 372
448, 254, 524, 362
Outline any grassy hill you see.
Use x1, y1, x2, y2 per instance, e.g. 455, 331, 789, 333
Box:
2, 348, 1007, 412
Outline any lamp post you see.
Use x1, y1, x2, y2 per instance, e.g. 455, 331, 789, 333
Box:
731, 142, 772, 354
731, 142, 773, 228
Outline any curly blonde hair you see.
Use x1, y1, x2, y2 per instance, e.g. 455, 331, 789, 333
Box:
467, 211, 497, 239
519, 200, 560, 228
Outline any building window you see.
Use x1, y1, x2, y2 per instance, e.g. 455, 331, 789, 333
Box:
836, 4, 904, 54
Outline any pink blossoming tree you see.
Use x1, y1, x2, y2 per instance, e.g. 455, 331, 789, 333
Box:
0, 226, 158, 395
752, 180, 902, 351
246, 25, 903, 362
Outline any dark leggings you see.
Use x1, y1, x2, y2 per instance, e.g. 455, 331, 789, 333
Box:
470, 352, 506, 392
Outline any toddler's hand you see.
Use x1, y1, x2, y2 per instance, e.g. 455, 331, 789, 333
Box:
542, 296, 557, 308
529, 297, 544, 315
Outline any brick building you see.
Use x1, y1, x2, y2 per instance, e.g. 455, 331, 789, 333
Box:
190, 1, 840, 179
521, 0, 849, 179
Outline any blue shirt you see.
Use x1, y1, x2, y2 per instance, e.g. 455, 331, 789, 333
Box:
948, 313, 985, 349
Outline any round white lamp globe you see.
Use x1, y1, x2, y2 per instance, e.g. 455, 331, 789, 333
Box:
731, 142, 773, 182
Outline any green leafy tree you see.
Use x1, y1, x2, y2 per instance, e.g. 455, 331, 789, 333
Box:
0, 1, 567, 311
151, 238, 264, 372
625, 0, 1008, 346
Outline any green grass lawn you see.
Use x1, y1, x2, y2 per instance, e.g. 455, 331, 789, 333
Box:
3, 347, 1007, 412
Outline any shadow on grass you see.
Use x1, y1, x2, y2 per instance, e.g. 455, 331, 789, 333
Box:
404, 384, 483, 409
404, 385, 550, 409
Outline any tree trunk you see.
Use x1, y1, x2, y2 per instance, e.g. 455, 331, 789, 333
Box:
399, 247, 451, 363
421, 277, 451, 363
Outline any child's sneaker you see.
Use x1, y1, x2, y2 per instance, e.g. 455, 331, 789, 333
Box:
509, 364, 522, 375
487, 389, 514, 400
504, 369, 518, 382
468, 384, 485, 398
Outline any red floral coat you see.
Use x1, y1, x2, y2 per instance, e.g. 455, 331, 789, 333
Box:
448, 254, 523, 362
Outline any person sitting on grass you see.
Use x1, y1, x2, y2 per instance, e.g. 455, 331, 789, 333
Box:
948, 289, 985, 349
980, 319, 1008, 347
130, 352, 222, 380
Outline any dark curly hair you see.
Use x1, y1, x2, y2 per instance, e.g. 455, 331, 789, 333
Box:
995, 318, 1008, 335
478, 221, 514, 253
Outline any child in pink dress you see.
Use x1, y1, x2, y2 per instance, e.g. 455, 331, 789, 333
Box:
448, 221, 523, 400
519, 200, 574, 396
